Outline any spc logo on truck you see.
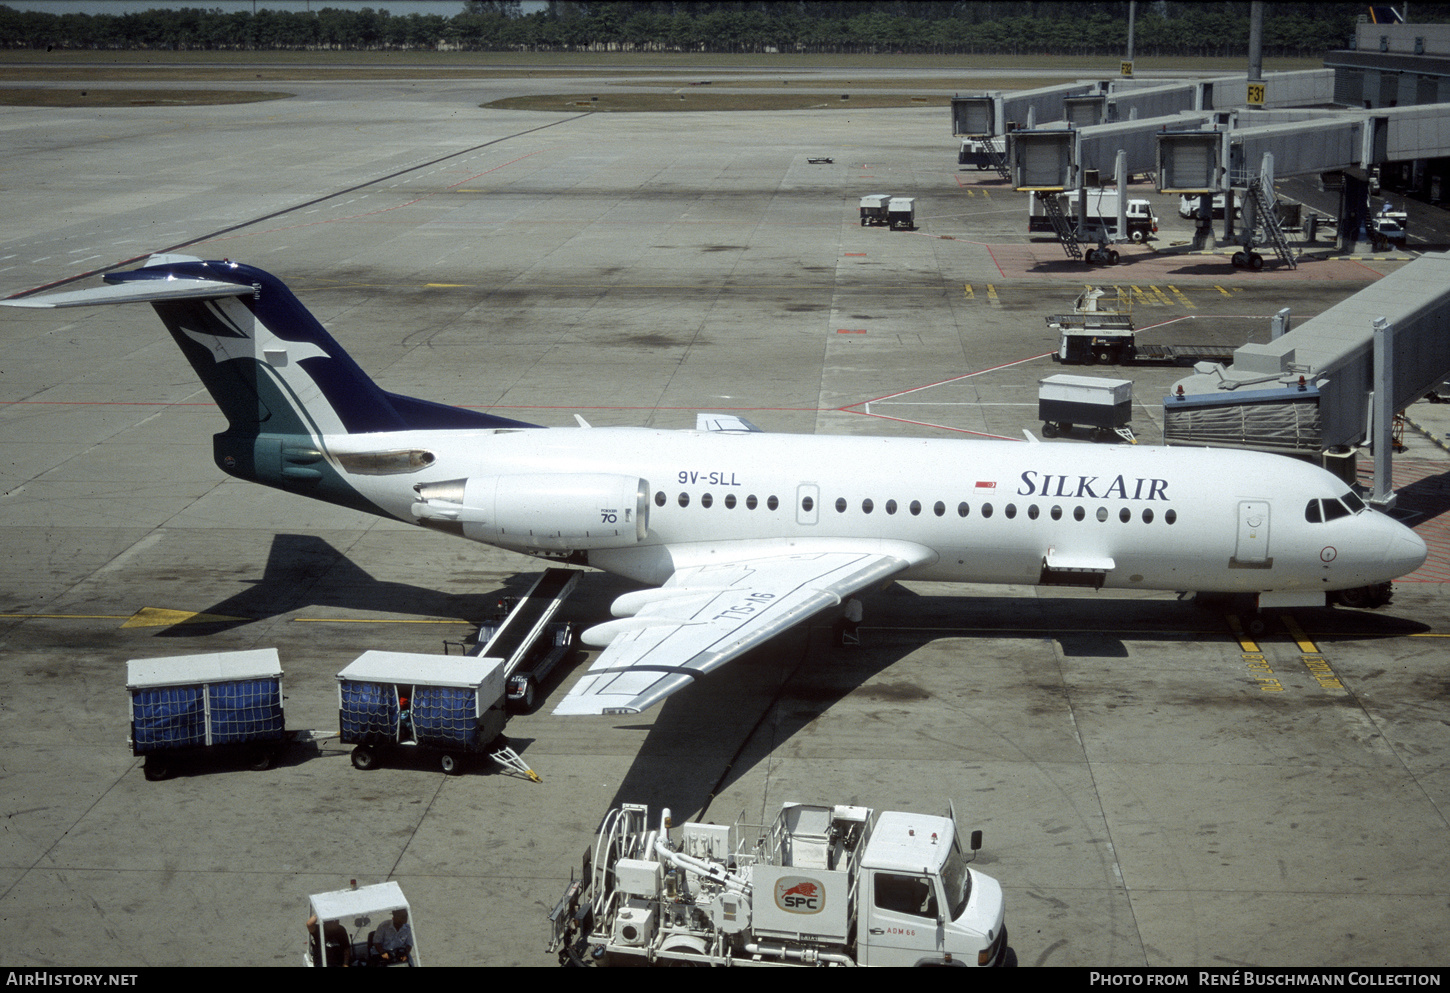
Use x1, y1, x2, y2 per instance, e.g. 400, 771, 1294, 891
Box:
775, 876, 825, 915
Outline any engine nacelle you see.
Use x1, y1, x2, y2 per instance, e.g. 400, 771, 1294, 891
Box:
412, 474, 649, 551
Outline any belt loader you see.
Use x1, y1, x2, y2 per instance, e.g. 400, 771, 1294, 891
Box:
548, 800, 1012, 967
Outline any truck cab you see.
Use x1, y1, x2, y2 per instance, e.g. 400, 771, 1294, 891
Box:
857, 811, 1008, 966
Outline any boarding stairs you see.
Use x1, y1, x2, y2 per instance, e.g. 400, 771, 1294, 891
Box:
986, 141, 1011, 181
1245, 176, 1296, 270
1036, 191, 1083, 261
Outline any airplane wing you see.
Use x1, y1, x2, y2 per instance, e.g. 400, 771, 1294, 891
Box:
552, 541, 933, 715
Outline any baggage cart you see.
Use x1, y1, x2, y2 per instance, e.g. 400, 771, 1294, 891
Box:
337, 651, 536, 779
127, 649, 287, 781
1038, 374, 1135, 442
858, 194, 892, 226
887, 196, 916, 231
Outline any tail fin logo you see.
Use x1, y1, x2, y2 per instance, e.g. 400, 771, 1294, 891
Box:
177, 307, 328, 368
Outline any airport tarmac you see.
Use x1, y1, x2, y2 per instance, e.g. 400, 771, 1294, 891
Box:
1, 67, 1448, 970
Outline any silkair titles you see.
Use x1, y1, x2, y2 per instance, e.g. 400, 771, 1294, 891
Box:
1018, 472, 1170, 502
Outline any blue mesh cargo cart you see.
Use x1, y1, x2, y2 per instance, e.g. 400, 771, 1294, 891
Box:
337, 651, 536, 779
127, 649, 286, 781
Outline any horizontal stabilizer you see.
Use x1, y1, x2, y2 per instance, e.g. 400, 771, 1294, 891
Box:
3, 277, 249, 309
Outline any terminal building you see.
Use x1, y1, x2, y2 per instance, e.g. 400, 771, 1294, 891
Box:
952, 11, 1450, 508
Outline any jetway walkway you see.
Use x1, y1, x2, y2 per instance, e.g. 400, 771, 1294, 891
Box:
1166, 253, 1450, 496
957, 68, 1450, 256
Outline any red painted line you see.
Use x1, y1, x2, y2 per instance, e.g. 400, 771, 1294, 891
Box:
848, 352, 1055, 408
984, 243, 1008, 280
845, 407, 1019, 440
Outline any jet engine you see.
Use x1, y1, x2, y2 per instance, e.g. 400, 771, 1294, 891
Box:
411, 474, 649, 550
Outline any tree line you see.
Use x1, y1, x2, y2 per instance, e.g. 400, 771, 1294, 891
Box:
1, 2, 1445, 57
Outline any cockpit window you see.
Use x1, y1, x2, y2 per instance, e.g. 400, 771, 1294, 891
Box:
1305, 501, 1322, 523
1322, 499, 1350, 522
1341, 490, 1366, 513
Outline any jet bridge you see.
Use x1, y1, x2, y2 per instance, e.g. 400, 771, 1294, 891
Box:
1166, 252, 1450, 498
952, 82, 1096, 137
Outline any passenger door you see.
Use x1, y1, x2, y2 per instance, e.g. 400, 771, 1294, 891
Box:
1233, 500, 1272, 567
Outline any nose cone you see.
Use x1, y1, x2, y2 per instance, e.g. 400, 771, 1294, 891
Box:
1385, 524, 1428, 579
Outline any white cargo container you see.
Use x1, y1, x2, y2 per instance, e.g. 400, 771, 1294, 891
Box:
887, 196, 916, 231
1037, 373, 1134, 441
858, 193, 892, 226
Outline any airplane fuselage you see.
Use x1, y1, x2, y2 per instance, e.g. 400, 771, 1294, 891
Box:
313, 425, 1425, 597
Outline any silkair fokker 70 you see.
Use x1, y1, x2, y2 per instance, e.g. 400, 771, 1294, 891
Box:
4, 257, 1428, 715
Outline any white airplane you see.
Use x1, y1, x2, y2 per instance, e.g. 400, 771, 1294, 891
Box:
4, 257, 1428, 715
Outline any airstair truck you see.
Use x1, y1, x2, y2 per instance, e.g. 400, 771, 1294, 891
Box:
548, 801, 1012, 967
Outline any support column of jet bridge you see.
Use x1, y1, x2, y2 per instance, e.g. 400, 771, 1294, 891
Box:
1164, 253, 1450, 488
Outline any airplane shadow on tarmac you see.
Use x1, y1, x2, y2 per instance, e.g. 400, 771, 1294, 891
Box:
149, 533, 525, 639
602, 583, 1432, 825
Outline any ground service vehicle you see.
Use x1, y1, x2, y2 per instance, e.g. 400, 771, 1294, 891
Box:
305, 881, 420, 967
1179, 193, 1237, 220
1047, 287, 1235, 368
958, 136, 1004, 170
1030, 189, 1157, 242
468, 567, 579, 712
548, 801, 1012, 967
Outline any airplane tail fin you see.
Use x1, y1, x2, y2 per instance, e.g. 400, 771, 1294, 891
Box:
4, 257, 537, 508
8, 256, 535, 437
